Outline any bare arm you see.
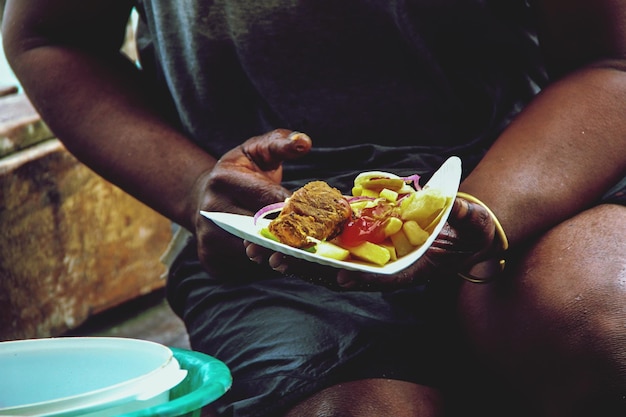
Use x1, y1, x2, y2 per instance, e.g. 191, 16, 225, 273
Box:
460, 0, 626, 247
2, 0, 216, 231
329, 0, 626, 289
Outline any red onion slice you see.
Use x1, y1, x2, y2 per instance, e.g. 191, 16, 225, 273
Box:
253, 202, 285, 225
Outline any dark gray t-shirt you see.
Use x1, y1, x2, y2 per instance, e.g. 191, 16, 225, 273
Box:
135, 0, 545, 190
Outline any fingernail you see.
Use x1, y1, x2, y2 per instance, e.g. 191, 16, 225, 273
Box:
249, 256, 262, 264
289, 131, 310, 143
273, 264, 288, 274
269, 254, 287, 273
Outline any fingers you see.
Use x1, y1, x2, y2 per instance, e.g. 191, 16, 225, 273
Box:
244, 240, 278, 265
195, 129, 313, 273
208, 129, 311, 208
448, 197, 495, 250
241, 129, 312, 171
244, 241, 289, 273
244, 236, 437, 291
436, 196, 499, 271
268, 252, 288, 274
204, 129, 311, 213
245, 240, 352, 288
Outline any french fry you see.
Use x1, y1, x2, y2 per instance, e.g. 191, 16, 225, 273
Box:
380, 241, 398, 261
360, 188, 380, 198
402, 220, 429, 246
389, 230, 415, 257
314, 240, 351, 261
379, 188, 399, 202
423, 196, 453, 232
348, 241, 392, 266
360, 177, 405, 191
383, 217, 403, 237
400, 188, 447, 229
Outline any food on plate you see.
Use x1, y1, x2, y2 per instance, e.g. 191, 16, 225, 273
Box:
255, 171, 452, 267
267, 181, 352, 249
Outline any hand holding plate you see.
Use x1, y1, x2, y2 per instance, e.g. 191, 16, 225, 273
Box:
193, 129, 312, 273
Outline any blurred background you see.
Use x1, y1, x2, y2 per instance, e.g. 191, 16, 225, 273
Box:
0, 40, 19, 90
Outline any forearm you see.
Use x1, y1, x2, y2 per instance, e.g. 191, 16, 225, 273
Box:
461, 62, 626, 247
6, 45, 215, 231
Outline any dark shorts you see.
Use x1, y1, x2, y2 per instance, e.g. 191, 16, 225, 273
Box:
166, 241, 460, 417
602, 176, 626, 205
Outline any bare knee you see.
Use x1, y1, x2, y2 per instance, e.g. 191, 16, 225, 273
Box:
283, 379, 444, 417
458, 204, 626, 415
461, 204, 626, 341
514, 204, 626, 348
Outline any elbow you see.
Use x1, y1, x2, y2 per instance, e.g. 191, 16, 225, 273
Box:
1, 11, 41, 73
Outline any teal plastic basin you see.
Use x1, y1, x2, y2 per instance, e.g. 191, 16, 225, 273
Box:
119, 348, 232, 417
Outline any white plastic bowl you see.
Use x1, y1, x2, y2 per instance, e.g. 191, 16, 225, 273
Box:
0, 337, 188, 416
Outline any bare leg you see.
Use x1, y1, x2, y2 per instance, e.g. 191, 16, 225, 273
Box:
458, 204, 626, 416
284, 379, 444, 417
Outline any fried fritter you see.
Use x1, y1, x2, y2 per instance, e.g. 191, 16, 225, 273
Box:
269, 181, 352, 248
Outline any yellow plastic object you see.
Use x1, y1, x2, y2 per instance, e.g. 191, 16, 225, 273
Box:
120, 348, 232, 417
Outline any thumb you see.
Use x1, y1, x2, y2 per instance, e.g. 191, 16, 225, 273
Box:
241, 129, 312, 172
447, 196, 495, 251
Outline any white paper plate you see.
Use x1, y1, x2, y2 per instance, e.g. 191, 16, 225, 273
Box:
201, 156, 461, 275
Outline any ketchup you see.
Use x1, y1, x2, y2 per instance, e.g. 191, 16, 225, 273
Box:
339, 202, 397, 247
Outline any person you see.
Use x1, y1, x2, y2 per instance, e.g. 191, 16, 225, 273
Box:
3, 1, 625, 416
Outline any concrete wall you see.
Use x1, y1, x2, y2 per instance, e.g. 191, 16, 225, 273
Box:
0, 93, 172, 341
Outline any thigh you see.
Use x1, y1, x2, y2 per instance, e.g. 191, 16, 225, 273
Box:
284, 378, 444, 417
456, 204, 626, 416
